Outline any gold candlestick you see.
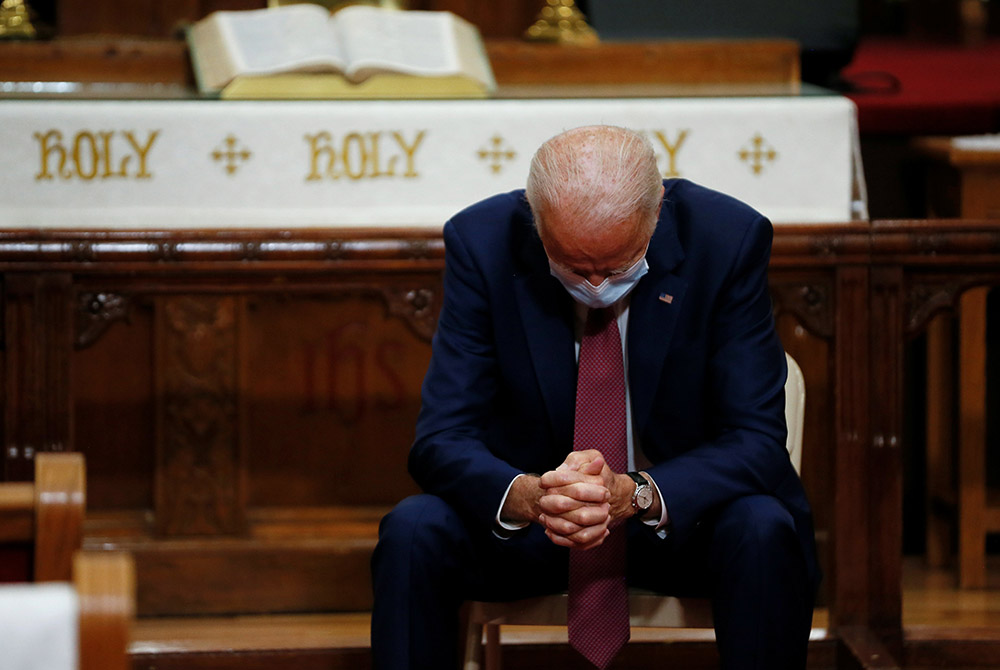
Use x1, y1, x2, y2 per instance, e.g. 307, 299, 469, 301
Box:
0, 0, 37, 39
524, 0, 598, 46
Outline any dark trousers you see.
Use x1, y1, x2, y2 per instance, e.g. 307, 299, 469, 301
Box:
370, 493, 815, 670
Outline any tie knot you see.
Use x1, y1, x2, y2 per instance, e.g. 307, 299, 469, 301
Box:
585, 307, 615, 334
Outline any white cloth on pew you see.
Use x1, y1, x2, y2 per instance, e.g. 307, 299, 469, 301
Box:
0, 582, 79, 670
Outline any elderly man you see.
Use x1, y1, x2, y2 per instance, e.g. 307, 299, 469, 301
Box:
371, 126, 818, 670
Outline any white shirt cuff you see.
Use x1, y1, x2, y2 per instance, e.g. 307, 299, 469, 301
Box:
495, 473, 531, 534
640, 474, 670, 538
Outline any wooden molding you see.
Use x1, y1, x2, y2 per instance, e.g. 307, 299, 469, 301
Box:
0, 36, 798, 94
0, 229, 446, 269
0, 37, 192, 85
486, 39, 800, 86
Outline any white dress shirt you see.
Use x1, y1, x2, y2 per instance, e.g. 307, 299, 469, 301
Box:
495, 297, 670, 534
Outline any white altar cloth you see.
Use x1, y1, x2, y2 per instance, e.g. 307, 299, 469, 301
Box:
0, 96, 863, 228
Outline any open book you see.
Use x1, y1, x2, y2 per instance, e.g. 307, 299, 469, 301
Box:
188, 4, 496, 99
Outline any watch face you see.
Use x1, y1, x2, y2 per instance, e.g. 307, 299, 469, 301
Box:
636, 486, 653, 510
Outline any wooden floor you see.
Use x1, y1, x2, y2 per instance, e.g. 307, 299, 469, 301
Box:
128, 557, 1000, 669
903, 556, 1000, 649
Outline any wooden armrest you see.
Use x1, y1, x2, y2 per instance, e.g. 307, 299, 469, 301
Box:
34, 453, 86, 582
74, 552, 135, 670
0, 452, 86, 581
0, 481, 35, 542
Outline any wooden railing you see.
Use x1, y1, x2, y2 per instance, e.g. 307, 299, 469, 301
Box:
2, 221, 999, 667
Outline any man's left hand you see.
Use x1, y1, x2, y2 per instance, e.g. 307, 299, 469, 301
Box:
537, 450, 637, 549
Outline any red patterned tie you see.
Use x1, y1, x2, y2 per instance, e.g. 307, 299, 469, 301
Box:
568, 307, 630, 669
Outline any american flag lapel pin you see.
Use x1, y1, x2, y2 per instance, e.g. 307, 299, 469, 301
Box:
658, 293, 673, 304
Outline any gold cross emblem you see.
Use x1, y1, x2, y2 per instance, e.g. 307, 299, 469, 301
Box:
477, 135, 516, 174
211, 135, 252, 176
738, 134, 777, 175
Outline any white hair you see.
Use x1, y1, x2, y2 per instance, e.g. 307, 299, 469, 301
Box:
525, 125, 662, 240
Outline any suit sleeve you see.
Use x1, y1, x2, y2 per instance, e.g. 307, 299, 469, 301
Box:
647, 215, 790, 544
407, 220, 523, 529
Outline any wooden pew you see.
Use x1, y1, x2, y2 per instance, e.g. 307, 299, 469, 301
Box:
0, 452, 86, 581
75, 551, 136, 670
0, 551, 135, 670
0, 452, 134, 670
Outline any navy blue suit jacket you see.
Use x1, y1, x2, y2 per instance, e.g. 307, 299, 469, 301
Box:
410, 179, 818, 586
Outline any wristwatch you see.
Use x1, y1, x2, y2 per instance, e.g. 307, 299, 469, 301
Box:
627, 471, 654, 517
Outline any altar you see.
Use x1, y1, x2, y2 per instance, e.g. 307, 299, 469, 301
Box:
0, 93, 864, 228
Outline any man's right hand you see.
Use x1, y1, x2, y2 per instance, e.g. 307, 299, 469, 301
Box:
538, 451, 614, 549
499, 450, 618, 550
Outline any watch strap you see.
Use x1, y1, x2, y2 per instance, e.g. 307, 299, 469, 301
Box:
627, 471, 652, 514
627, 471, 647, 488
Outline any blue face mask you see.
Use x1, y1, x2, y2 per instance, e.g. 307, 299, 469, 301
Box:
548, 253, 649, 309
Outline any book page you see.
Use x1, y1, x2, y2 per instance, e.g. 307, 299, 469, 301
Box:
189, 15, 242, 92
333, 7, 465, 80
221, 5, 349, 76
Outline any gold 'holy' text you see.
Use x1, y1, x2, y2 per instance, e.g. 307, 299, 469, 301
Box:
647, 129, 690, 178
305, 130, 426, 181
34, 130, 159, 181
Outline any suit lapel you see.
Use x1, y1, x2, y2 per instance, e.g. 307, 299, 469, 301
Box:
513, 222, 577, 451
628, 198, 688, 436
510, 189, 689, 450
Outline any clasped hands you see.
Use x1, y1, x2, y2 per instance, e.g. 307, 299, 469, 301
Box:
502, 449, 640, 550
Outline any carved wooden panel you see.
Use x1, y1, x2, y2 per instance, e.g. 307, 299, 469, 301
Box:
73, 297, 154, 511
868, 265, 905, 634
2, 273, 73, 482
75, 291, 131, 350
771, 278, 835, 341
244, 292, 428, 507
154, 295, 244, 536
905, 276, 1000, 336
11, 223, 1000, 650
775, 313, 833, 605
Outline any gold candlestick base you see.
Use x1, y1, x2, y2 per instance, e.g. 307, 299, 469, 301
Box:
524, 0, 598, 46
0, 0, 37, 39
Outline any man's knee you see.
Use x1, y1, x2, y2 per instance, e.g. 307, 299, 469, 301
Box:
375, 494, 468, 566
709, 496, 811, 670
712, 495, 798, 562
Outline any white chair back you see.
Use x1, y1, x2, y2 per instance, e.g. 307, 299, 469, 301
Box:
784, 352, 805, 474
